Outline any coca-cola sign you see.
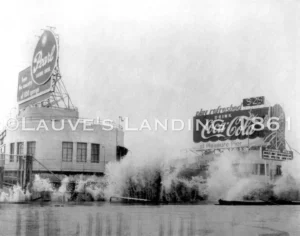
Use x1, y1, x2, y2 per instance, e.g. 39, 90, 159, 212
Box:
193, 107, 274, 149
31, 30, 58, 85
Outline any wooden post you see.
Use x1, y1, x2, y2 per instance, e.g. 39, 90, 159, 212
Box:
18, 155, 27, 189
23, 156, 26, 189
25, 155, 33, 190
17, 156, 21, 185
0, 166, 4, 189
0, 155, 4, 189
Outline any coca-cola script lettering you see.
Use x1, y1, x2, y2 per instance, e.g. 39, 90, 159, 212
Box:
193, 107, 271, 143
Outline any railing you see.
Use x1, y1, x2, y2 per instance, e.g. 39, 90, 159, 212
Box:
0, 154, 33, 189
1, 154, 107, 175
0, 154, 60, 187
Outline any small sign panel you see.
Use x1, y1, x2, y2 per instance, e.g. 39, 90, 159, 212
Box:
261, 147, 293, 161
17, 66, 52, 104
243, 96, 265, 107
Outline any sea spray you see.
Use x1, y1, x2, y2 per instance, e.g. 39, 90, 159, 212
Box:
1, 151, 298, 203
206, 151, 271, 200
75, 175, 106, 201
104, 155, 162, 201
32, 174, 54, 192
51, 176, 72, 201
161, 163, 207, 202
273, 155, 300, 201
104, 155, 207, 202
0, 185, 29, 202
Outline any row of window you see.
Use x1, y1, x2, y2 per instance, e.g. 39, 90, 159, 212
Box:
8, 141, 101, 164
62, 142, 101, 163
231, 163, 282, 177
252, 163, 282, 176
9, 142, 35, 162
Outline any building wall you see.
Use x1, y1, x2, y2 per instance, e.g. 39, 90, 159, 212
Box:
190, 150, 286, 183
234, 150, 284, 181
19, 106, 79, 119
2, 107, 125, 174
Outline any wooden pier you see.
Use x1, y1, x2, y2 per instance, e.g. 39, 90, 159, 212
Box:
0, 154, 33, 190
110, 195, 150, 202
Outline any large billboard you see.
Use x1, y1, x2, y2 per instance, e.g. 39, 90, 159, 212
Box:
17, 29, 58, 106
193, 106, 273, 150
17, 66, 52, 105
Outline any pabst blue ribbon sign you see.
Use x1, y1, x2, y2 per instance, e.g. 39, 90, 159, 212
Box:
193, 107, 277, 150
31, 30, 58, 85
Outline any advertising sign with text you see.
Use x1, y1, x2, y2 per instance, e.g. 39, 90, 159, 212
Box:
17, 66, 52, 104
193, 107, 272, 150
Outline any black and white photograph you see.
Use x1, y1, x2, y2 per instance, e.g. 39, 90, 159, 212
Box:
0, 0, 299, 235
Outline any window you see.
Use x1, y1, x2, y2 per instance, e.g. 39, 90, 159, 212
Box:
252, 164, 259, 175
266, 164, 269, 176
17, 142, 24, 162
276, 165, 282, 176
10, 143, 15, 162
260, 164, 265, 175
27, 141, 36, 157
77, 143, 87, 162
62, 142, 73, 162
91, 144, 100, 163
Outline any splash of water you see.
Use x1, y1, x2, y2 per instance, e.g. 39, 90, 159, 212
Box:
206, 151, 267, 200
32, 174, 54, 192
0, 185, 30, 202
75, 175, 106, 201
206, 150, 300, 201
104, 155, 207, 202
1, 150, 299, 203
273, 155, 300, 201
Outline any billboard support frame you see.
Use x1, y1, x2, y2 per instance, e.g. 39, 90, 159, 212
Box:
41, 27, 75, 110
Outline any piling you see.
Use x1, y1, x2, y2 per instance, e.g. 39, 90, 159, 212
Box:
17, 155, 33, 190
0, 156, 4, 189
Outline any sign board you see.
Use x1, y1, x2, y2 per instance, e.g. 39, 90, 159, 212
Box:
193, 107, 271, 150
17, 66, 52, 104
31, 30, 58, 85
261, 147, 293, 161
243, 96, 265, 107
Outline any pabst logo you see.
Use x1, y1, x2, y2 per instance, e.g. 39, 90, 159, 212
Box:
31, 30, 58, 85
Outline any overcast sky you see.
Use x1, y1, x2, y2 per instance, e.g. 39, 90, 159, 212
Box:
0, 0, 299, 157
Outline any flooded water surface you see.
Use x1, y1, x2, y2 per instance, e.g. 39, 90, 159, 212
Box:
0, 202, 300, 236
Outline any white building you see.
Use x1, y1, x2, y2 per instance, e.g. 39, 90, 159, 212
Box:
0, 106, 127, 176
